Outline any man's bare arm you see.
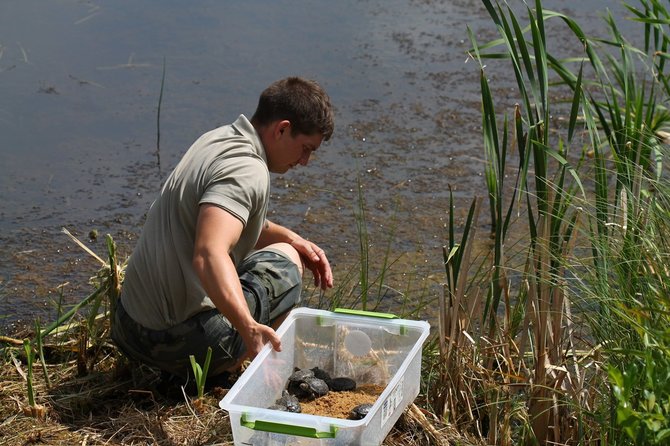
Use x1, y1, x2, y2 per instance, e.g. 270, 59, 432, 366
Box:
193, 204, 281, 358
256, 219, 333, 290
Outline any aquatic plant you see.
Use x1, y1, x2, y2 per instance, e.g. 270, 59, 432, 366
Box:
305, 177, 411, 315
426, 0, 670, 443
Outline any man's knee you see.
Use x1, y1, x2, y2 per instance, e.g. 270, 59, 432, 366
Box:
263, 242, 304, 275
238, 247, 303, 322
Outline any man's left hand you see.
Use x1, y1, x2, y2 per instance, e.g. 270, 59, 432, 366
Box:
290, 238, 333, 290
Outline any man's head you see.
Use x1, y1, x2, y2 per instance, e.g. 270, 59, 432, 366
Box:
251, 77, 334, 173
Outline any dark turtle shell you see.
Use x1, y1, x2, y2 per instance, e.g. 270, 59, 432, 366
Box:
288, 368, 315, 382
328, 377, 356, 392
349, 403, 373, 420
287, 368, 315, 397
298, 377, 329, 400
287, 368, 329, 400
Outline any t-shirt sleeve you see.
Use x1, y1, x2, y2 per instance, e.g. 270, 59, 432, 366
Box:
199, 155, 268, 226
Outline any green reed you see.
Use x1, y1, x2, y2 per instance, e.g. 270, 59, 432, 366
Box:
23, 339, 36, 408
465, 1, 584, 443
354, 173, 370, 310
34, 318, 51, 388
312, 173, 407, 315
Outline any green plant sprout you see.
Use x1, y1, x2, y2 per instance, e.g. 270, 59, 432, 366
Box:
23, 339, 36, 408
189, 346, 213, 399
34, 319, 51, 388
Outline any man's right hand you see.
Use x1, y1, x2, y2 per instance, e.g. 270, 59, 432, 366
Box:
240, 321, 282, 360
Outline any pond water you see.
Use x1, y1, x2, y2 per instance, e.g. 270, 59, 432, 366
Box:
0, 0, 632, 330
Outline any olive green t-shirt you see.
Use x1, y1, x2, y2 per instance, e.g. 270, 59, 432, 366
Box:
120, 115, 270, 330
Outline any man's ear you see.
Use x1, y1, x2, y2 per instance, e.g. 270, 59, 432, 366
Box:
275, 120, 291, 138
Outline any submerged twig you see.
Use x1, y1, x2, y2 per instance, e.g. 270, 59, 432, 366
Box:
16, 41, 28, 64
62, 227, 106, 266
156, 56, 166, 174
74, 5, 101, 25
96, 53, 152, 70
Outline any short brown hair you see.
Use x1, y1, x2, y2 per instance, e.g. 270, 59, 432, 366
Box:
251, 77, 334, 141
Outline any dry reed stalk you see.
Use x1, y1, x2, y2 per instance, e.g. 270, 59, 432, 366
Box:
517, 253, 534, 377
499, 272, 518, 377
528, 211, 551, 444
404, 403, 450, 446
438, 199, 483, 428
439, 284, 448, 359
523, 184, 581, 444
0, 336, 24, 346
486, 386, 499, 446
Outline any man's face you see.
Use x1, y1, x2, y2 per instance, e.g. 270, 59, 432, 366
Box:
267, 122, 324, 174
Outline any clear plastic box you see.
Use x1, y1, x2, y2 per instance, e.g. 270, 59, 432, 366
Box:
219, 307, 431, 446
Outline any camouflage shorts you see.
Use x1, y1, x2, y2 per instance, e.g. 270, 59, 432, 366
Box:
111, 248, 302, 378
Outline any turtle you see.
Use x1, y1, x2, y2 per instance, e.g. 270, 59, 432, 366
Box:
288, 368, 315, 383
349, 403, 373, 420
308, 367, 357, 392
287, 368, 329, 400
268, 390, 301, 413
286, 368, 315, 395
327, 376, 357, 392
310, 366, 332, 382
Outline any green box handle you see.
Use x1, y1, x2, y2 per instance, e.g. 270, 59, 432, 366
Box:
333, 308, 398, 319
241, 413, 338, 439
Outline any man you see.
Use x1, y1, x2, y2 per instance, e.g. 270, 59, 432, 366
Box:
111, 77, 334, 378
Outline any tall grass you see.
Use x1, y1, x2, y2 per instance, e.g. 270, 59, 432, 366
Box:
308, 175, 414, 315
424, 0, 670, 444
574, 159, 670, 444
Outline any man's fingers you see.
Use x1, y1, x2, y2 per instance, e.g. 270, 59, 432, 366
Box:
264, 327, 282, 352
310, 249, 320, 262
312, 246, 325, 261
302, 242, 333, 289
